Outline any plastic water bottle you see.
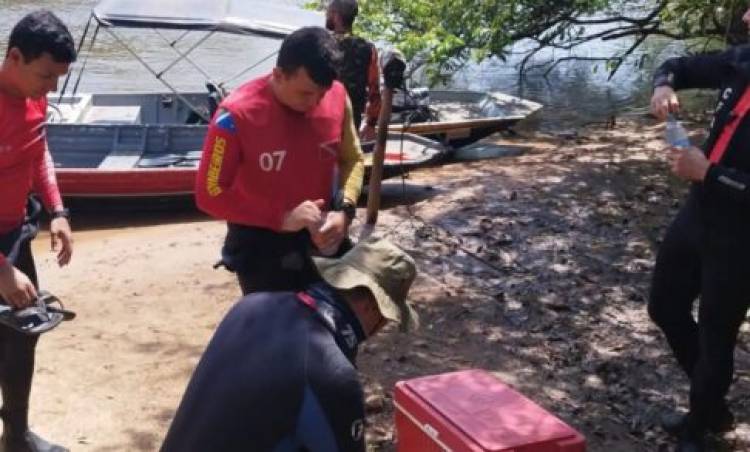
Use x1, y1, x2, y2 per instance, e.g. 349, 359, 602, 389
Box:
665, 114, 691, 149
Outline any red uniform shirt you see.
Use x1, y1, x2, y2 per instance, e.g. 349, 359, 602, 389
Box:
195, 75, 347, 231
0, 91, 63, 265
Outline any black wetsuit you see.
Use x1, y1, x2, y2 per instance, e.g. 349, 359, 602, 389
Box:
221, 224, 354, 296
0, 198, 41, 436
221, 224, 321, 295
649, 45, 750, 432
335, 35, 376, 130
160, 282, 367, 452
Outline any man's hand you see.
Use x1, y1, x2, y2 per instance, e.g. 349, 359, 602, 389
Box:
281, 199, 325, 232
668, 146, 711, 182
311, 211, 349, 255
50, 217, 73, 267
651, 86, 680, 121
359, 124, 376, 142
0, 261, 37, 309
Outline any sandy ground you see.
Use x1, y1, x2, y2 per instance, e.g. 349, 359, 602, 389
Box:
29, 212, 235, 451
20, 115, 750, 451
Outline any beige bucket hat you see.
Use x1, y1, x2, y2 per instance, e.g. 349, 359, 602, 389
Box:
314, 236, 419, 331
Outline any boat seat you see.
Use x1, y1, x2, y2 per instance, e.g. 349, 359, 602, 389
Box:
47, 94, 93, 124
98, 149, 144, 170
96, 118, 148, 169
83, 106, 142, 125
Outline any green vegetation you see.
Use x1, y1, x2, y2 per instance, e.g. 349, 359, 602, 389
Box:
316, 1, 749, 82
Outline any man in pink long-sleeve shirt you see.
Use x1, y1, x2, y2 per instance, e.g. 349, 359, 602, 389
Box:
0, 10, 75, 452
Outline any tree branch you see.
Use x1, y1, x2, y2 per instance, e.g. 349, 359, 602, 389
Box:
607, 33, 648, 80
541, 56, 621, 78
566, 0, 666, 26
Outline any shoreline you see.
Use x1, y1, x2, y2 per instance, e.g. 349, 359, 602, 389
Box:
26, 115, 750, 451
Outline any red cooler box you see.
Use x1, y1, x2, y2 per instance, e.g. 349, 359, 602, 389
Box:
394, 369, 586, 452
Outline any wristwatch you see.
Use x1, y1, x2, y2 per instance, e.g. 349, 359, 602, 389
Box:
339, 201, 356, 222
51, 208, 70, 220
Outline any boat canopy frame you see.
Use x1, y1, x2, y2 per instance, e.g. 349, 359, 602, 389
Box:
58, 0, 323, 121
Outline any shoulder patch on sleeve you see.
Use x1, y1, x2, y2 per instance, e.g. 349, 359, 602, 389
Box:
214, 109, 236, 133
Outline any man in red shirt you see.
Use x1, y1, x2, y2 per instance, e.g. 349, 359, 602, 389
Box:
195, 27, 364, 295
0, 10, 75, 452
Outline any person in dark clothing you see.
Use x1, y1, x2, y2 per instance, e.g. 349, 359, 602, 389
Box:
648, 6, 750, 452
326, 0, 382, 141
160, 237, 418, 452
0, 11, 76, 452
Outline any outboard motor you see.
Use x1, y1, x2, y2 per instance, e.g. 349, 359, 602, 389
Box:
206, 82, 224, 119
381, 49, 407, 90
392, 88, 436, 124
383, 50, 437, 124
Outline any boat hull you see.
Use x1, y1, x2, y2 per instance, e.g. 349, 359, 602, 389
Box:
54, 133, 445, 198
46, 90, 537, 198
56, 167, 196, 198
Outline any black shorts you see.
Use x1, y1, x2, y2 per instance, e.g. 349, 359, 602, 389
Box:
0, 197, 41, 290
220, 223, 321, 294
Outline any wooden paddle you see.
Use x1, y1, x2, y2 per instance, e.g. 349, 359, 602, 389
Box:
364, 50, 407, 235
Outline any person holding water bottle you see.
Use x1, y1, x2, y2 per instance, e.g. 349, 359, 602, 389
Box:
648, 6, 750, 451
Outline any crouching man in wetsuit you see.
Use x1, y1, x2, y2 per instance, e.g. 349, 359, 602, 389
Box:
160, 237, 418, 452
194, 26, 365, 295
648, 6, 750, 452
0, 11, 75, 452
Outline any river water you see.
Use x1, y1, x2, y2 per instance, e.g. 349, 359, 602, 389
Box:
0, 0, 716, 131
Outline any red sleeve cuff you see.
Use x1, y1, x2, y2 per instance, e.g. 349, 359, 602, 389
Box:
0, 254, 6, 267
